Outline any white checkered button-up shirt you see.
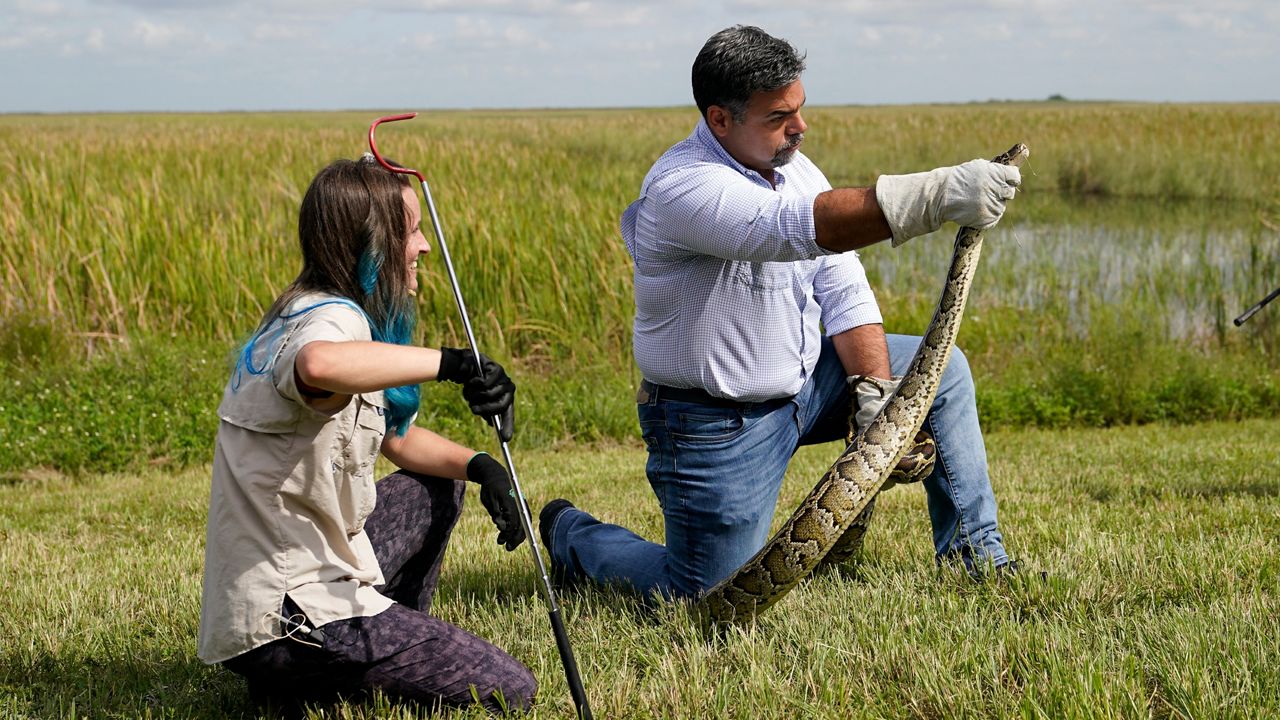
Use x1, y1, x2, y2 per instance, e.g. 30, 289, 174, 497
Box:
622, 119, 883, 402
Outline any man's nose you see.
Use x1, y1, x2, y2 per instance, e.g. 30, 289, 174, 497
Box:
790, 113, 808, 135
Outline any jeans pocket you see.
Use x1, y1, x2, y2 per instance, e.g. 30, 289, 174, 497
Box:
671, 408, 745, 443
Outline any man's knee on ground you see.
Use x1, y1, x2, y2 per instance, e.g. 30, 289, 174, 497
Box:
939, 345, 977, 400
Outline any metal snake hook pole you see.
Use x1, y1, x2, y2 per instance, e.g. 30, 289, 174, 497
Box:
369, 113, 593, 720
1234, 285, 1280, 326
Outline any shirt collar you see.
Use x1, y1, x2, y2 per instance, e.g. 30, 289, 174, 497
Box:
693, 118, 788, 190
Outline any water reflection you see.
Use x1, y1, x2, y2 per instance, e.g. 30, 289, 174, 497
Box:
860, 197, 1279, 344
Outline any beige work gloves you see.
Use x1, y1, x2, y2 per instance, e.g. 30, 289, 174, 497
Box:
875, 159, 1021, 246
846, 374, 937, 487
848, 374, 901, 430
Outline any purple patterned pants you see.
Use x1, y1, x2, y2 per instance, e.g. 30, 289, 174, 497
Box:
222, 471, 537, 715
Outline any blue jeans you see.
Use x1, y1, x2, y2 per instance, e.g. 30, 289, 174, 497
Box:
546, 334, 1008, 600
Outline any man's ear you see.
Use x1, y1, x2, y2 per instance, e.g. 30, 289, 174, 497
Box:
705, 105, 732, 137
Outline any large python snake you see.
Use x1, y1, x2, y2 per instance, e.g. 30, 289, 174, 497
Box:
698, 143, 1030, 626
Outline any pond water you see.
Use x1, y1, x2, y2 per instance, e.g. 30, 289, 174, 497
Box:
860, 197, 1279, 345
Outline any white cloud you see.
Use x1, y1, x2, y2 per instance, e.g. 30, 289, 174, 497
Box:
86, 26, 105, 50
250, 23, 308, 41
578, 4, 653, 28
453, 15, 494, 40
1172, 11, 1236, 34
0, 25, 58, 49
450, 15, 551, 51
502, 24, 550, 50
94, 0, 238, 9
133, 19, 187, 47
15, 0, 65, 15
409, 32, 437, 49
394, 0, 607, 15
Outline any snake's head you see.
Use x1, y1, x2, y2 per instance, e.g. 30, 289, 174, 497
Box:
999, 143, 1030, 168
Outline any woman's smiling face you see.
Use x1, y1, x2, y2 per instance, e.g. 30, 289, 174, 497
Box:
401, 185, 429, 296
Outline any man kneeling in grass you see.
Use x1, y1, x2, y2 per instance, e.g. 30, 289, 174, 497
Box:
540, 25, 1021, 602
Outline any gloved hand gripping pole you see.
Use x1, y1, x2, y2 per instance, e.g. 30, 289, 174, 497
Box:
369, 113, 593, 720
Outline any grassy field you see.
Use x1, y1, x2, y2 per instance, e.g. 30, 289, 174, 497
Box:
2, 103, 1280, 473
1, 419, 1277, 719
3, 104, 1278, 351
1, 104, 1278, 715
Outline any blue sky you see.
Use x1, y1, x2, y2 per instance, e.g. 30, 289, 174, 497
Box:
2, 0, 1277, 113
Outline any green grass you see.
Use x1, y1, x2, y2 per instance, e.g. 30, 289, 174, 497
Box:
4, 104, 1278, 355
2, 104, 1279, 473
0, 338, 639, 474
2, 105, 1276, 718
2, 419, 1277, 719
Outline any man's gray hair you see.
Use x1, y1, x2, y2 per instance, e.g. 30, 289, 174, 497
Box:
692, 25, 806, 122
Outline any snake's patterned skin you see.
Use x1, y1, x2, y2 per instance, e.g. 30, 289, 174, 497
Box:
698, 144, 1030, 626
817, 429, 938, 569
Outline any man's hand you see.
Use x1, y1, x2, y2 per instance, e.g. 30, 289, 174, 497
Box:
466, 453, 526, 551
875, 159, 1021, 246
437, 347, 516, 442
846, 375, 936, 486
848, 374, 899, 431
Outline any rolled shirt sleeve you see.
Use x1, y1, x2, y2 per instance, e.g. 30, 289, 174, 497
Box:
813, 252, 884, 337
272, 300, 371, 405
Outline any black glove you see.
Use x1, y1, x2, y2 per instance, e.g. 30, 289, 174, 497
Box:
466, 452, 526, 552
437, 347, 516, 443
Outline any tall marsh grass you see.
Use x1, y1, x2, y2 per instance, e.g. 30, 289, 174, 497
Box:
1, 104, 1278, 470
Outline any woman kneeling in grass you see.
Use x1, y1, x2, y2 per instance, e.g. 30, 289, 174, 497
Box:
197, 155, 535, 714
